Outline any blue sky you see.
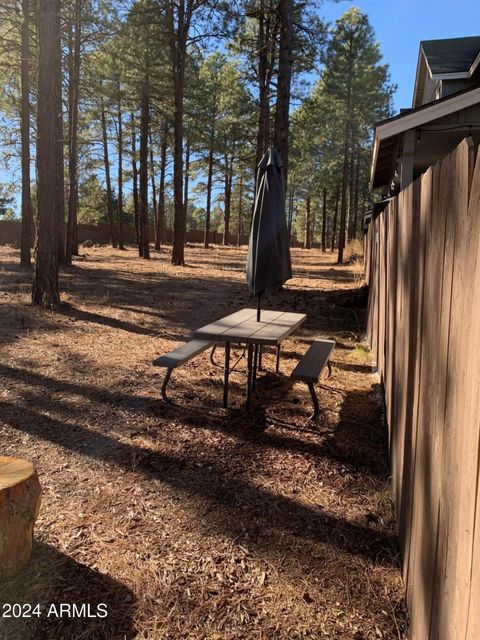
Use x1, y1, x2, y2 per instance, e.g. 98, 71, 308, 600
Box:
322, 0, 480, 113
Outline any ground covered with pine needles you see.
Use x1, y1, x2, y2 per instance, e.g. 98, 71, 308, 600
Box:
0, 244, 408, 639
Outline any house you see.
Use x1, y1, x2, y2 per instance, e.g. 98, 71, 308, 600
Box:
370, 35, 480, 194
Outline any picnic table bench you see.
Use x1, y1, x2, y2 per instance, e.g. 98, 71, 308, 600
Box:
291, 339, 335, 420
153, 339, 214, 403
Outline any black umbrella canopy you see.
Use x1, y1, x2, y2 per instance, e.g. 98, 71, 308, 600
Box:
246, 147, 292, 302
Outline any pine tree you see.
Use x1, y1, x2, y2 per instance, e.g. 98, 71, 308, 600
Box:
32, 0, 62, 307
322, 8, 393, 263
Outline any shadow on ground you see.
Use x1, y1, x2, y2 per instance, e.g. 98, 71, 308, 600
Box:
0, 543, 136, 640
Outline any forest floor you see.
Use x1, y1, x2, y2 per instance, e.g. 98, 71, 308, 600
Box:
0, 244, 408, 640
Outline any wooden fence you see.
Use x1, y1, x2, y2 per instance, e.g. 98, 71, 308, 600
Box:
0, 221, 252, 247
365, 139, 480, 639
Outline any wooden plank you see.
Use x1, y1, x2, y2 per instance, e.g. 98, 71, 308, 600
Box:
407, 152, 447, 639
398, 178, 422, 574
431, 140, 468, 640
391, 186, 409, 520
366, 223, 376, 347
268, 311, 306, 326
377, 213, 386, 377
251, 312, 306, 344
193, 308, 257, 339
255, 310, 285, 322
385, 199, 398, 449
153, 339, 213, 368
432, 140, 478, 639
221, 319, 267, 341
404, 166, 431, 590
195, 309, 306, 345
463, 146, 480, 640
291, 340, 335, 382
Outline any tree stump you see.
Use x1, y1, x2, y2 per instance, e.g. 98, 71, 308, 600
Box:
0, 457, 42, 576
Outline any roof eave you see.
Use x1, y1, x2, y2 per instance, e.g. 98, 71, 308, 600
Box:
370, 84, 480, 191
412, 44, 426, 108
369, 136, 380, 191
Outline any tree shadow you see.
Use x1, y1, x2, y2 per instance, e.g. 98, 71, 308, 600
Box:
0, 543, 136, 640
0, 396, 398, 569
57, 303, 162, 337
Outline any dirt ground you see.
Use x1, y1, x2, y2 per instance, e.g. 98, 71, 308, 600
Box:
0, 244, 408, 640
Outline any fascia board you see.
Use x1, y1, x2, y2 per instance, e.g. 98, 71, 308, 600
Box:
376, 86, 480, 141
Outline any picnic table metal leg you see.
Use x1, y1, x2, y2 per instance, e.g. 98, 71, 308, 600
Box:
246, 344, 253, 408
307, 382, 320, 421
223, 342, 231, 408
276, 344, 281, 374
258, 345, 263, 371
210, 344, 217, 366
327, 360, 333, 379
161, 368, 173, 404
252, 344, 259, 390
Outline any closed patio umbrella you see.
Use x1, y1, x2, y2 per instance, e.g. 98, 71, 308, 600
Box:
246, 146, 292, 321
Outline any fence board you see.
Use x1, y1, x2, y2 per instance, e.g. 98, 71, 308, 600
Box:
385, 202, 397, 447
405, 167, 431, 590
378, 213, 387, 379
391, 187, 410, 519
463, 146, 480, 640
433, 141, 480, 639
398, 178, 422, 570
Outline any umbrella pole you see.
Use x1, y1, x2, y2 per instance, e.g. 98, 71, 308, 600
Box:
252, 291, 263, 392
257, 291, 263, 322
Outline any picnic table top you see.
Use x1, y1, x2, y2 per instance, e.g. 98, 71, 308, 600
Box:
193, 308, 306, 346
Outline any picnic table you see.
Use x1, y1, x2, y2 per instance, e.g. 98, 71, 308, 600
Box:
193, 308, 306, 408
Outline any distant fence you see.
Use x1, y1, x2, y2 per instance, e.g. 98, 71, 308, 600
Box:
365, 139, 480, 639
0, 221, 251, 247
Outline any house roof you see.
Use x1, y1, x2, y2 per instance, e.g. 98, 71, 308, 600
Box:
413, 35, 480, 107
370, 84, 480, 190
422, 36, 480, 76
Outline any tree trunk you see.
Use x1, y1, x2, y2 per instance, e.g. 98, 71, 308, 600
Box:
184, 139, 190, 229
223, 156, 233, 245
338, 136, 349, 264
287, 188, 294, 241
66, 0, 81, 263
156, 126, 167, 250
304, 195, 311, 249
100, 97, 117, 248
237, 174, 243, 247
253, 0, 276, 200
204, 146, 214, 248
321, 187, 327, 253
54, 0, 65, 264
149, 133, 158, 244
347, 141, 356, 240
331, 186, 339, 253
353, 153, 360, 239
337, 34, 354, 264
0, 457, 41, 577
20, 0, 33, 268
171, 51, 186, 264
32, 0, 61, 307
138, 85, 150, 259
274, 0, 293, 188
131, 113, 140, 245
117, 92, 124, 250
